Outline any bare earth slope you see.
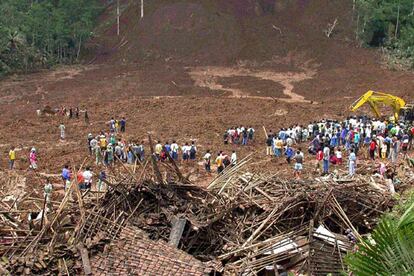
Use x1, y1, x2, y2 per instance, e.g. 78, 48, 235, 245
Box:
0, 0, 413, 178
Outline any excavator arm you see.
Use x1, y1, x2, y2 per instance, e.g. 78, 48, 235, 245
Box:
350, 90, 406, 120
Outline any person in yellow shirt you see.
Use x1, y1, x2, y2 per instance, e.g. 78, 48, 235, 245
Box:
9, 146, 16, 169
154, 141, 163, 161
99, 135, 107, 150
215, 152, 224, 174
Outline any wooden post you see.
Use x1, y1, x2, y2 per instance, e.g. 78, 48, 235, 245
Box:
395, 1, 400, 38
307, 219, 314, 276
168, 217, 187, 247
263, 126, 268, 139
163, 145, 186, 183
147, 134, 163, 184
40, 193, 47, 229
77, 243, 92, 275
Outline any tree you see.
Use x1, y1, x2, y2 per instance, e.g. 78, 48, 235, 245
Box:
355, 0, 414, 67
0, 0, 102, 76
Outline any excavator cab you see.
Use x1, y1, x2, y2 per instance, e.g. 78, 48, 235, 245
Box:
400, 104, 414, 121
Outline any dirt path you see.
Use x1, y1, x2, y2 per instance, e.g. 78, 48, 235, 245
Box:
188, 64, 317, 103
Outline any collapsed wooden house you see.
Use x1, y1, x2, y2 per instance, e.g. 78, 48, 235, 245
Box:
0, 152, 410, 275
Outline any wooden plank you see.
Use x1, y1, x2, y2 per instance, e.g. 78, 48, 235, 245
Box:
77, 243, 92, 275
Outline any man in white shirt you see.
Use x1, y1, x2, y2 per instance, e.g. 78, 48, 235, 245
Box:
171, 141, 179, 160
59, 123, 65, 140
182, 143, 190, 161
82, 167, 93, 189
308, 123, 314, 136
203, 150, 212, 172
231, 150, 237, 166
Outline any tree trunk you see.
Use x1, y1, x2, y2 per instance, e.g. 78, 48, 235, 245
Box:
117, 0, 120, 36
77, 36, 82, 61
395, 2, 400, 38
141, 0, 144, 19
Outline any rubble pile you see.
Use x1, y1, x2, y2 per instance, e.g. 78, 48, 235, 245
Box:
0, 154, 412, 275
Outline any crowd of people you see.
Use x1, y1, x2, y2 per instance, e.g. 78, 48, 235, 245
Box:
56, 106, 89, 123
223, 126, 255, 145
5, 113, 414, 194
264, 116, 414, 178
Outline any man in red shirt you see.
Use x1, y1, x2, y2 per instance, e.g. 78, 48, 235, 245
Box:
77, 170, 85, 190
315, 149, 323, 173
369, 137, 377, 160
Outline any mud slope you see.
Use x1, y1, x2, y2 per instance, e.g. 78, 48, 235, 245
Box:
89, 0, 358, 66
0, 0, 413, 174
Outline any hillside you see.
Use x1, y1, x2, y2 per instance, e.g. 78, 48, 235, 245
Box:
1, 2, 414, 275
0, 0, 413, 172
91, 0, 358, 65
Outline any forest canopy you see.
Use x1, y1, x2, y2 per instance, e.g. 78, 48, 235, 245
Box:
356, 0, 414, 68
0, 0, 102, 76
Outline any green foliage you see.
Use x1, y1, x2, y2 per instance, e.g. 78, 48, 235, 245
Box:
0, 0, 102, 76
356, 0, 414, 68
346, 196, 414, 275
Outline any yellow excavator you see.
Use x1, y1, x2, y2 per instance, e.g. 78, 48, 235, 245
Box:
350, 90, 414, 121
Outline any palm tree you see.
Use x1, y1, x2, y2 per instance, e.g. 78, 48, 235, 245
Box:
7, 30, 27, 51
346, 201, 414, 275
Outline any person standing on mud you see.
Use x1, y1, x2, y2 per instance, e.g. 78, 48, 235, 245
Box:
369, 136, 377, 160
266, 131, 273, 156
203, 150, 211, 173
97, 170, 107, 191
89, 135, 98, 155
8, 146, 16, 170
231, 150, 237, 166
323, 144, 330, 175
182, 143, 190, 162
285, 145, 295, 164
84, 109, 89, 124
120, 117, 126, 132
189, 141, 197, 161
348, 149, 357, 177
87, 134, 93, 154
293, 150, 303, 179
61, 165, 71, 190
215, 152, 224, 174
29, 148, 38, 170
155, 141, 163, 161
82, 167, 93, 189
171, 140, 179, 161
95, 144, 103, 165
248, 126, 255, 142
44, 179, 53, 203
59, 123, 65, 140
